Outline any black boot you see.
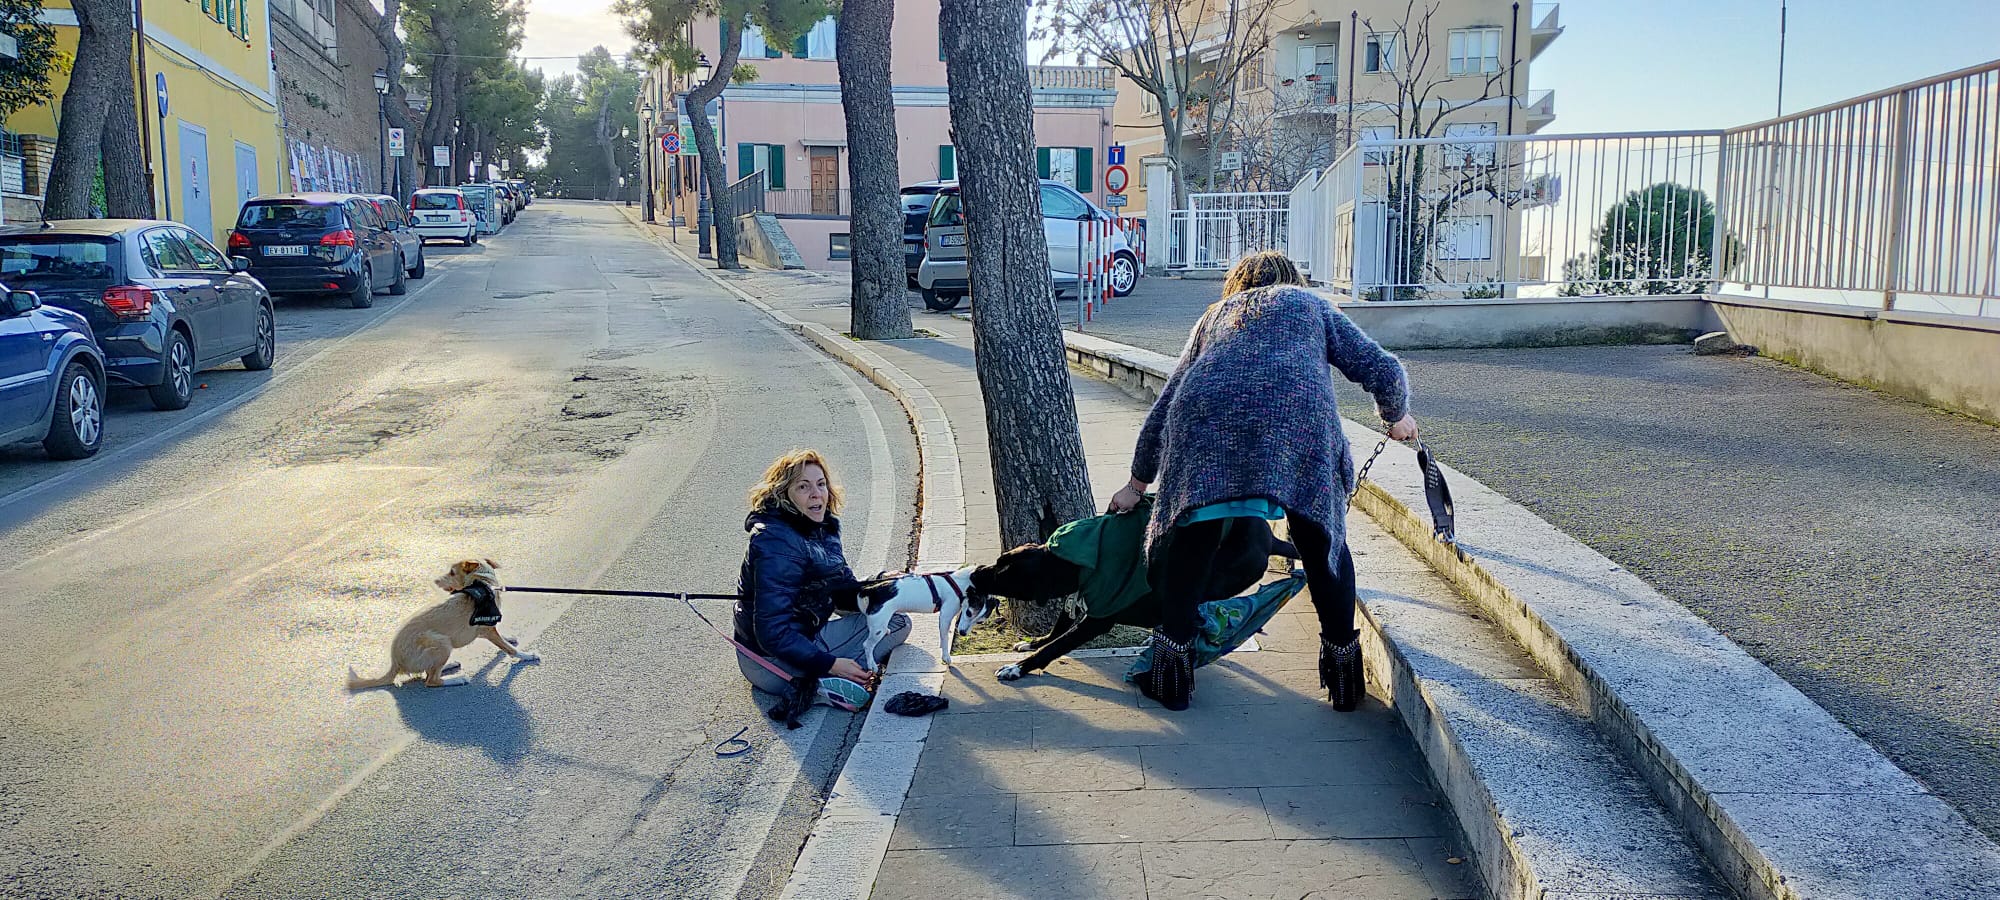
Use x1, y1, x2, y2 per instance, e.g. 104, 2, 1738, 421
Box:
1320, 634, 1363, 712
1136, 630, 1195, 711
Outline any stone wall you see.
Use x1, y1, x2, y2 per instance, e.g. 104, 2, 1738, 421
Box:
271, 0, 393, 195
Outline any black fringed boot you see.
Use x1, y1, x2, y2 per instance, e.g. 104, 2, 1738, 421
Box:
1136, 630, 1195, 712
1320, 634, 1363, 712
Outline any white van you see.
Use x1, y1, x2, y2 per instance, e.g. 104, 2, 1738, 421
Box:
914, 180, 1138, 311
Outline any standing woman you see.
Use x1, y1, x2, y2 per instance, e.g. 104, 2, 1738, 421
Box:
1108, 251, 1417, 712
733, 449, 909, 710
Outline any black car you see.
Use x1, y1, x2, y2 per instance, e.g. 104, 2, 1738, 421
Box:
0, 220, 275, 411
364, 195, 427, 280
230, 193, 407, 308
900, 181, 951, 287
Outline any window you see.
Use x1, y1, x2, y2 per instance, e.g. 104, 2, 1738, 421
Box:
1239, 52, 1265, 91
1039, 184, 1089, 220
1360, 126, 1396, 165
141, 229, 197, 272
804, 17, 836, 59
238, 201, 332, 228
828, 233, 851, 260
1438, 215, 1493, 260
0, 240, 115, 282
737, 143, 787, 190
1443, 122, 1498, 167
1449, 28, 1502, 76
938, 145, 956, 181
1364, 33, 1397, 73
1139, 90, 1158, 116
928, 192, 962, 227
178, 230, 230, 271
1036, 146, 1094, 193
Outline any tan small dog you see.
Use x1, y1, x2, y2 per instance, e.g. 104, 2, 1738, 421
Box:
347, 558, 540, 690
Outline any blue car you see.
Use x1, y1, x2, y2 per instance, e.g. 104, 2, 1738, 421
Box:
0, 283, 105, 459
0, 220, 276, 410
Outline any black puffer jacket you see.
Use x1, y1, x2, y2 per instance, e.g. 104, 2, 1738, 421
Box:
733, 507, 861, 677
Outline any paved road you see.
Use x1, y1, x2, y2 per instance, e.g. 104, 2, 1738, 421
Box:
0, 201, 916, 898
1088, 274, 2000, 842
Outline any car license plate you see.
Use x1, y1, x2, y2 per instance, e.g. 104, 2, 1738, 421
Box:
265, 245, 306, 256
940, 233, 968, 247
425, 214, 449, 223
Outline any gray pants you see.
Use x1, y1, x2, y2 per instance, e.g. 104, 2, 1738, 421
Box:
738, 612, 912, 696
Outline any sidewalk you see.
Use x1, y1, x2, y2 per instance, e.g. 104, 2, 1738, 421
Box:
678, 255, 1480, 897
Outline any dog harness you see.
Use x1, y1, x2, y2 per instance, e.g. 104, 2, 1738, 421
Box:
463, 581, 502, 627
922, 572, 967, 612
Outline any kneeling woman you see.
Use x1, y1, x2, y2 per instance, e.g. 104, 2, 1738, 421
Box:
733, 449, 909, 709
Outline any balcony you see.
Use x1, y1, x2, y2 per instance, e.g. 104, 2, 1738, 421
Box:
1273, 77, 1337, 118
1523, 88, 1556, 131
1028, 66, 1117, 92
1530, 3, 1563, 60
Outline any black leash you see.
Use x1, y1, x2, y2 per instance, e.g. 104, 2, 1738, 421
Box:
1350, 436, 1459, 548
506, 586, 739, 601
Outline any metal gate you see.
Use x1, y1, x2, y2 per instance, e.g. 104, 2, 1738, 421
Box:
1166, 191, 1291, 270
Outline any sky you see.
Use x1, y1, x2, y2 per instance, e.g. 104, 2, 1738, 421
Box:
517, 0, 2000, 131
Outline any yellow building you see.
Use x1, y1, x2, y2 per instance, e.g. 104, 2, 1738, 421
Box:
6, 0, 285, 243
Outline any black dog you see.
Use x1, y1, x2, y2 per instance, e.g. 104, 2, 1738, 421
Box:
767, 675, 821, 729
970, 522, 1297, 680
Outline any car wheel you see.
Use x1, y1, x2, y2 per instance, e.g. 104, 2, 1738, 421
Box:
388, 258, 409, 295
1110, 252, 1138, 297
147, 330, 195, 411
925, 292, 963, 312
43, 360, 103, 460
241, 304, 276, 370
409, 246, 426, 279
467, 230, 479, 246
349, 265, 376, 308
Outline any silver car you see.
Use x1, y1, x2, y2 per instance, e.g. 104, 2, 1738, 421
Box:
915, 180, 1138, 311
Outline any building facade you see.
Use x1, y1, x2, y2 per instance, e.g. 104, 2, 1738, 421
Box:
270, 0, 399, 198
8, 0, 286, 243
642, 0, 1119, 271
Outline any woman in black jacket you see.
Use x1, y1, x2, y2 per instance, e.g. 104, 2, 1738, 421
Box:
733, 449, 908, 709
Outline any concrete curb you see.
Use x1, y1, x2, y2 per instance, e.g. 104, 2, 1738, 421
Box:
1060, 328, 2000, 899
616, 207, 961, 899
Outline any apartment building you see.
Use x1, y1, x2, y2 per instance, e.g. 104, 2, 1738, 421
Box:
641, 0, 1119, 270
8, 0, 285, 242
1113, 0, 1562, 220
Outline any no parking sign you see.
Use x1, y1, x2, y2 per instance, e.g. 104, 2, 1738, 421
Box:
663, 133, 681, 154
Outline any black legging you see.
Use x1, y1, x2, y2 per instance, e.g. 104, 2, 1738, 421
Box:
1150, 514, 1356, 645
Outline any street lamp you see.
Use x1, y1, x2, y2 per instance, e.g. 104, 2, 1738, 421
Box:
695, 53, 712, 85
373, 68, 390, 195
639, 102, 655, 223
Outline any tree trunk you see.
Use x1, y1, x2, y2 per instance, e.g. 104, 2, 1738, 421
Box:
838, 0, 912, 339
941, 0, 1094, 633
593, 96, 616, 199
368, 0, 420, 197
684, 18, 740, 268
44, 0, 127, 218
420, 33, 459, 185
99, 48, 153, 219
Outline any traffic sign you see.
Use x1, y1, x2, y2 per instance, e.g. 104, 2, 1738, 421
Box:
1104, 193, 1128, 208
677, 125, 700, 158
1104, 163, 1129, 194
387, 128, 405, 157
663, 133, 681, 154
154, 73, 168, 117
1107, 144, 1125, 165
433, 146, 450, 168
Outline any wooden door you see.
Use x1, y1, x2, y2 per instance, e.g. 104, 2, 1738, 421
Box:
810, 149, 840, 215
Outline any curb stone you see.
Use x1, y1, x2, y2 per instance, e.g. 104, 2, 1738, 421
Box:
615, 207, 961, 899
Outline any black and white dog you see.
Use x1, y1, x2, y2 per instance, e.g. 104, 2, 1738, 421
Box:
854, 567, 998, 672
971, 524, 1297, 681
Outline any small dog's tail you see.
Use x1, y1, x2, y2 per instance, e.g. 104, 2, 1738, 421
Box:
347, 665, 398, 691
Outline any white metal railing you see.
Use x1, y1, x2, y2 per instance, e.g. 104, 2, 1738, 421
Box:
1717, 58, 2000, 315
1167, 191, 1291, 269
1028, 66, 1118, 92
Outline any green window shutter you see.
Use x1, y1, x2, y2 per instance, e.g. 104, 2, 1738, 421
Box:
766, 146, 786, 190
793, 35, 808, 57
1076, 146, 1093, 192
738, 143, 755, 180
201, 0, 212, 17
767, 43, 783, 58
939, 145, 955, 181
1036, 148, 1051, 179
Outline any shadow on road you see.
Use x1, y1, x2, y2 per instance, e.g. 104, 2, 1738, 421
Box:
391, 659, 538, 765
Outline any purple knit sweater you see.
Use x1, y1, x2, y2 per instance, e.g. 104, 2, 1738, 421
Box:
1131, 285, 1409, 555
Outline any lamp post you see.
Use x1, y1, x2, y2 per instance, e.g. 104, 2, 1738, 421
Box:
639, 102, 656, 223
694, 53, 713, 258
372, 68, 389, 194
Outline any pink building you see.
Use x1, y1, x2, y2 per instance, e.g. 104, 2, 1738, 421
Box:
641, 0, 1118, 270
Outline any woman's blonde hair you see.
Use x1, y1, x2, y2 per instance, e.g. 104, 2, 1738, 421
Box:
748, 448, 844, 516
1221, 250, 1304, 298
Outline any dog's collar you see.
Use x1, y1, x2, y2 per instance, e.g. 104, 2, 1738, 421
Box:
923, 572, 967, 613
463, 581, 502, 627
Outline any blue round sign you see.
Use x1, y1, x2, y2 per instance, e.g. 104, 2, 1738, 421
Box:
154, 73, 168, 117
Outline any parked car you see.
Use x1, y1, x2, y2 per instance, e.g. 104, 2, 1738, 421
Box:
509, 180, 532, 207
0, 220, 275, 411
365, 195, 427, 280
915, 180, 1139, 310
491, 184, 518, 224
0, 282, 105, 458
458, 184, 503, 236
409, 189, 479, 245
230, 193, 406, 309
899, 181, 951, 287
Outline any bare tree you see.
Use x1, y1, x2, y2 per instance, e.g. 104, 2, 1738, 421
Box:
1225, 89, 1342, 192
1035, 0, 1275, 203
838, 0, 913, 339
944, 0, 1094, 633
